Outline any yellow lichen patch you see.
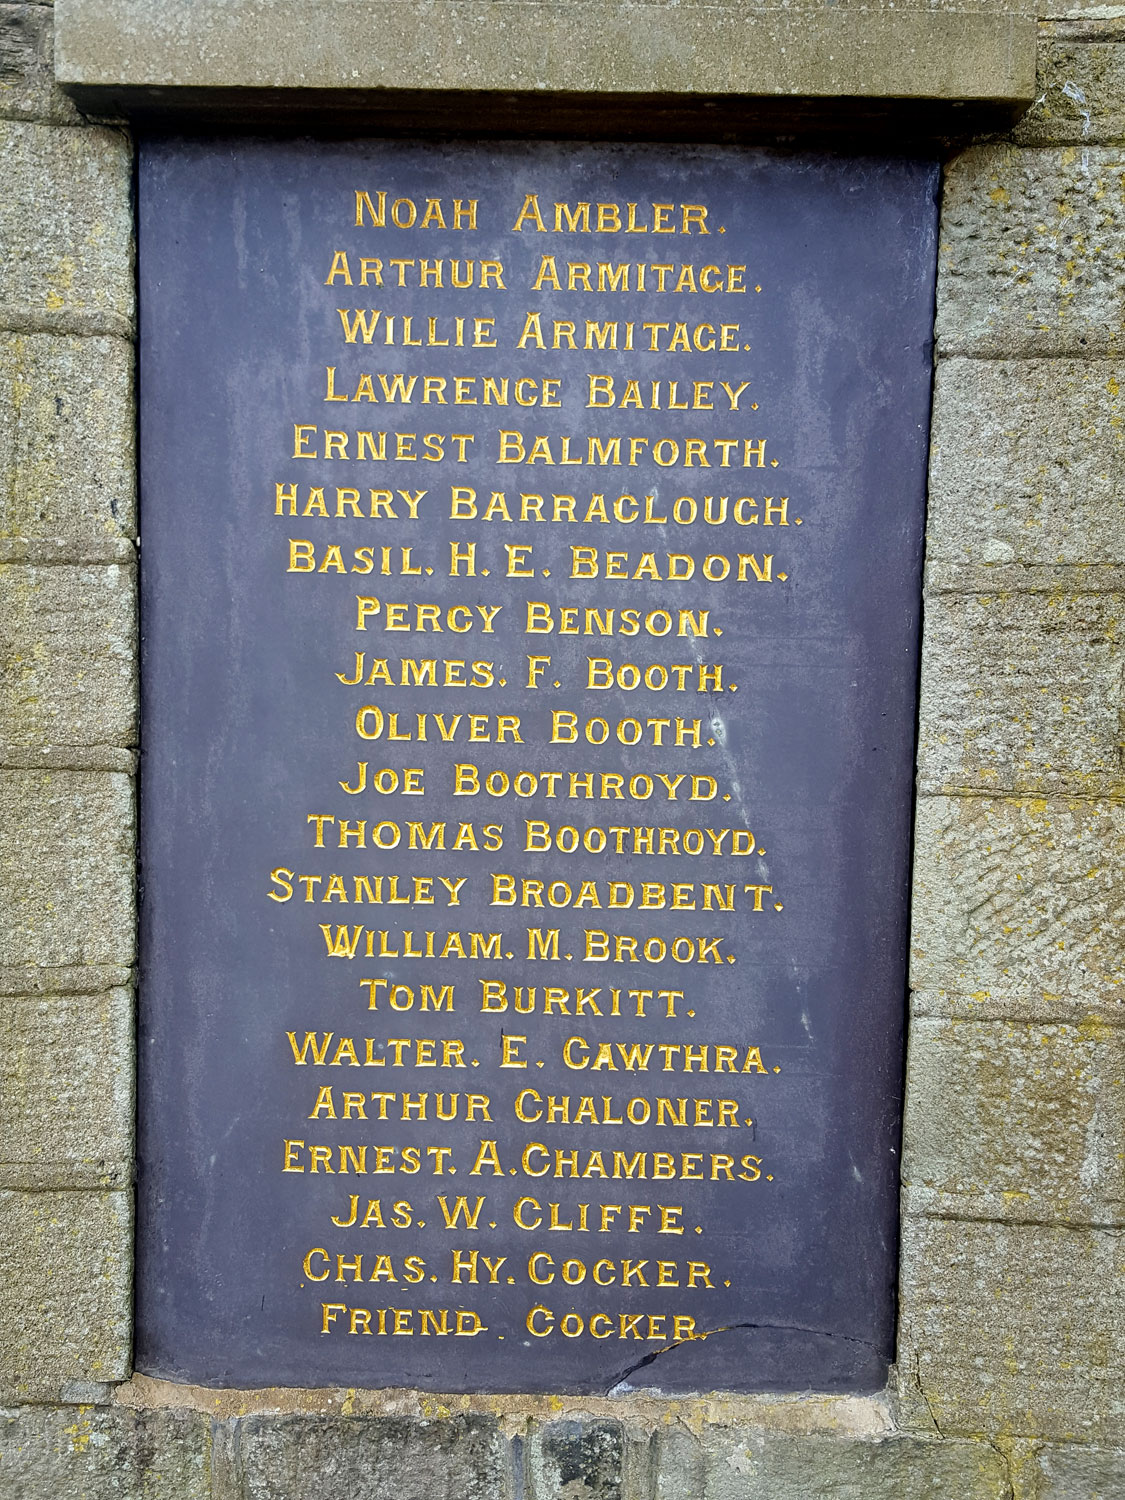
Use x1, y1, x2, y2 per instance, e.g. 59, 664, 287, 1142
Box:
43, 255, 76, 310
62, 1410, 92, 1453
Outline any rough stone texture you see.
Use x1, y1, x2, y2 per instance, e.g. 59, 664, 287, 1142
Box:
898, 1216, 1125, 1442
910, 984, 1125, 1030
927, 357, 1125, 567
1014, 29, 1125, 145
0, 333, 135, 552
937, 144, 1125, 357
0, 1395, 1046, 1500
0, 1188, 131, 1400
234, 1413, 508, 1500
915, 589, 1124, 797
0, 6, 140, 1477
1023, 1440, 1125, 1497
0, 3, 84, 125
910, 795, 1125, 1010
529, 1419, 625, 1500
0, 1402, 212, 1499
52, 0, 1036, 106
0, 563, 135, 751
1042, 0, 1125, 16
0, 119, 132, 330
926, 561, 1125, 594
0, 989, 132, 1188
0, 769, 133, 967
652, 1421, 1011, 1498
902, 1016, 1125, 1223
0, 962, 131, 995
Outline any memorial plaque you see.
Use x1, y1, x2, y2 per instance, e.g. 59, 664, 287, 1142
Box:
137, 140, 937, 1393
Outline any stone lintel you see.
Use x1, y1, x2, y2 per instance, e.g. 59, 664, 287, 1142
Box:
54, 1, 1037, 133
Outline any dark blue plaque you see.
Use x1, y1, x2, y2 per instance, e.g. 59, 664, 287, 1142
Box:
137, 140, 937, 1393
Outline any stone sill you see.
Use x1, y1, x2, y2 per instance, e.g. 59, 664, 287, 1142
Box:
114, 1372, 900, 1431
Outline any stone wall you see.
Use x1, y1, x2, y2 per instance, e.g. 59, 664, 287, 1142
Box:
2, 2, 1123, 1495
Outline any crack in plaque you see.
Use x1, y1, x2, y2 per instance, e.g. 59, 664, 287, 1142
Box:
602, 1320, 882, 1394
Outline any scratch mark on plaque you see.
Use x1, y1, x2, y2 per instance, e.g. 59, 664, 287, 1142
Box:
681, 621, 755, 826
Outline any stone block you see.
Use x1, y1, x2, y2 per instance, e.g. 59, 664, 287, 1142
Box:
0, 119, 132, 328
927, 357, 1125, 567
1014, 32, 1125, 146
0, 770, 133, 968
1023, 1440, 1125, 1497
530, 1420, 624, 1500
0, 1402, 212, 1499
0, 563, 135, 750
0, 332, 134, 551
898, 1217, 1125, 1441
937, 144, 1125, 357
910, 796, 1125, 1010
902, 1016, 1125, 1223
52, 1, 1036, 111
652, 1420, 1011, 1499
0, 1188, 131, 1399
1041, 0, 1125, 16
0, 989, 132, 1186
916, 590, 1124, 797
0, 4, 84, 124
235, 1413, 509, 1500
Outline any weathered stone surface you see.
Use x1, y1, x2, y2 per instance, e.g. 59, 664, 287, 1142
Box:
0, 744, 134, 773
0, 1188, 131, 1399
53, 0, 1036, 109
927, 357, 1125, 567
0, 120, 132, 328
898, 1217, 1125, 1441
0, 333, 134, 550
910, 986, 1125, 1030
1014, 32, 1125, 145
235, 1413, 508, 1500
1041, 1, 1125, 17
0, 962, 130, 995
0, 1402, 212, 1498
937, 144, 1125, 356
1024, 1440, 1125, 1496
916, 590, 1124, 797
926, 562, 1125, 594
0, 990, 132, 1187
0, 770, 133, 967
530, 1420, 624, 1500
0, 564, 135, 750
652, 1420, 1011, 1498
0, 4, 84, 124
902, 1016, 1125, 1223
911, 796, 1125, 1010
